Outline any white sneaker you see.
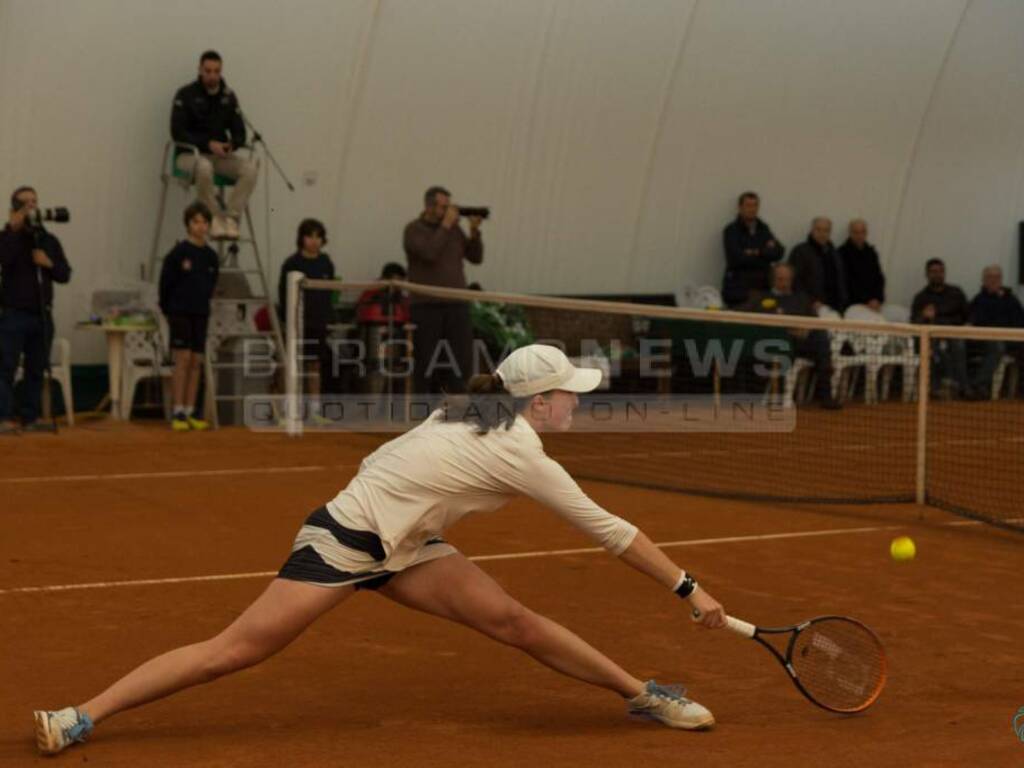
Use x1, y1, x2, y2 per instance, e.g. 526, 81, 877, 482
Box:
223, 215, 241, 240
210, 214, 229, 240
628, 681, 715, 730
34, 707, 94, 755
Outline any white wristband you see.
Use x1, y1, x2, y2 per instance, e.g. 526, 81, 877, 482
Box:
671, 571, 687, 592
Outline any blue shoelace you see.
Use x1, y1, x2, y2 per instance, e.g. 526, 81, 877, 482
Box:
648, 682, 690, 703
63, 710, 93, 743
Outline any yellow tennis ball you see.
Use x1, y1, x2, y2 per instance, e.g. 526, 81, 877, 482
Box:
890, 536, 916, 562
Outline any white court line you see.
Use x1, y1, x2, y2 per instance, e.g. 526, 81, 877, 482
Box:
0, 523, 908, 597
0, 465, 343, 484
4, 429, 1019, 485
4, 416, 1023, 487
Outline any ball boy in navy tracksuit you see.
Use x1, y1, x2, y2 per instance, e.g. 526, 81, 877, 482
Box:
159, 202, 219, 430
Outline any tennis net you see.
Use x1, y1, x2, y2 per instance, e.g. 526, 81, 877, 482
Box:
278, 276, 1023, 533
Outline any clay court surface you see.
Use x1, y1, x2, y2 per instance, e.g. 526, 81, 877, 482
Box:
1, 421, 1021, 767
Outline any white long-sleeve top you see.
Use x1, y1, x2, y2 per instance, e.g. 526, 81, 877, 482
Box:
327, 411, 639, 571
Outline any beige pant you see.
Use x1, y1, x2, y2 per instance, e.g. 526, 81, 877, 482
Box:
175, 152, 258, 219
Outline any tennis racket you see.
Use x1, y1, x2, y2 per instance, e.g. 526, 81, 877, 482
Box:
693, 610, 887, 713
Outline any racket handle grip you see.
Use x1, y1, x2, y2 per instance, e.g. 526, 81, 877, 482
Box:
691, 609, 756, 638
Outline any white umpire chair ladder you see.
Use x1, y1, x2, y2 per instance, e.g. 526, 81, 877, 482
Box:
146, 141, 285, 427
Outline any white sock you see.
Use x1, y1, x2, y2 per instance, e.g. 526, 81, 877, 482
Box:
173, 404, 185, 417
184, 405, 194, 417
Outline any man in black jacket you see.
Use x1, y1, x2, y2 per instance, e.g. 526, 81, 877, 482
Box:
911, 258, 972, 398
967, 265, 1023, 396
838, 219, 885, 310
721, 191, 785, 307
0, 186, 72, 433
788, 217, 848, 313
171, 50, 257, 241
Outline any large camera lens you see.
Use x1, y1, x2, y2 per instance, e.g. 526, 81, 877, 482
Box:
42, 207, 71, 223
458, 206, 490, 220
27, 207, 71, 226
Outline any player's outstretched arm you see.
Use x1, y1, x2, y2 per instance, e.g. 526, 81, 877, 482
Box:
618, 530, 727, 629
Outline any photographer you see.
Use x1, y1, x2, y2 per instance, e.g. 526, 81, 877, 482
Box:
0, 186, 71, 434
403, 185, 484, 394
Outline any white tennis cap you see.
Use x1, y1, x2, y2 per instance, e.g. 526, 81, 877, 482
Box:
495, 344, 603, 398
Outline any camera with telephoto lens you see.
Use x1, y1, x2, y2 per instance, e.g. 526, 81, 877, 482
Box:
457, 206, 490, 220
12, 198, 71, 227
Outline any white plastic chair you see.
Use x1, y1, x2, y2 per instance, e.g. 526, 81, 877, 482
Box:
991, 354, 1018, 400
828, 329, 872, 401
841, 304, 918, 403
694, 285, 723, 310
14, 336, 75, 425
764, 357, 815, 407
49, 338, 75, 426
675, 285, 698, 309
814, 306, 867, 401
121, 330, 172, 419
843, 304, 885, 324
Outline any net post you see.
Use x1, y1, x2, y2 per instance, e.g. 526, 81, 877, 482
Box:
915, 330, 930, 507
285, 270, 304, 437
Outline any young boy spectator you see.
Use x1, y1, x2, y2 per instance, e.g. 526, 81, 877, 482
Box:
277, 219, 338, 395
159, 202, 220, 430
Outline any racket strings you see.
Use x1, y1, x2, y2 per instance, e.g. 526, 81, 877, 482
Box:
791, 618, 886, 712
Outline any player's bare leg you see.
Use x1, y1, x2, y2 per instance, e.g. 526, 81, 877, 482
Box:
79, 579, 351, 723
381, 554, 714, 728
382, 553, 643, 696
35, 579, 352, 754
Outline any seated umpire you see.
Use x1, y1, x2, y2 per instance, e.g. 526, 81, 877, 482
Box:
0, 186, 72, 434
171, 50, 257, 241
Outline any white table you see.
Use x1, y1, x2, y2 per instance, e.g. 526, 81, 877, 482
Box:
77, 322, 157, 419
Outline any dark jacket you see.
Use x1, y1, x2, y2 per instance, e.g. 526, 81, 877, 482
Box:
403, 218, 483, 303
277, 252, 336, 330
789, 237, 848, 310
721, 217, 784, 305
838, 239, 885, 305
159, 240, 219, 316
743, 289, 816, 318
0, 225, 71, 313
910, 283, 968, 325
171, 78, 246, 152
968, 288, 1024, 328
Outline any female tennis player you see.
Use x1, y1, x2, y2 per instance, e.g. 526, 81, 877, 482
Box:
34, 344, 727, 755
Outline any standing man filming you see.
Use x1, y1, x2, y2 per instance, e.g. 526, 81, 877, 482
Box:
0, 186, 72, 434
171, 50, 257, 241
403, 185, 484, 394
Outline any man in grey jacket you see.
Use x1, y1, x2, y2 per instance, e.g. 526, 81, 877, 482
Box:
403, 185, 484, 394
